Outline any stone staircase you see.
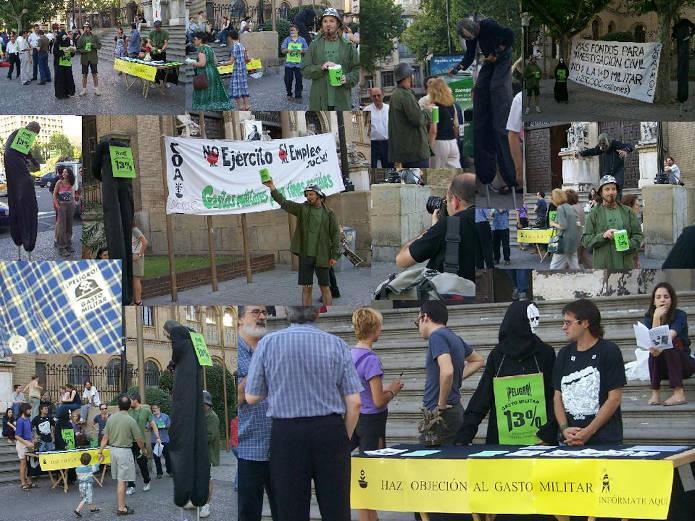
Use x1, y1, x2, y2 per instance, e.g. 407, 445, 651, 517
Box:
0, 437, 19, 484
261, 293, 695, 519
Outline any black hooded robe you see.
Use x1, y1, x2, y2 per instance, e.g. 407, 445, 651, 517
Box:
663, 225, 695, 269
53, 31, 76, 99
168, 325, 210, 507
93, 137, 135, 304
673, 19, 695, 103
553, 61, 569, 103
3, 129, 39, 253
456, 300, 558, 446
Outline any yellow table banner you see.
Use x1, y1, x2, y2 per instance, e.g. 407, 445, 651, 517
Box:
114, 59, 157, 82
217, 59, 263, 75
517, 228, 554, 244
351, 456, 673, 519
39, 448, 110, 471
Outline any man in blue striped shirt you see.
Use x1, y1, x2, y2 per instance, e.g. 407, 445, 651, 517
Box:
237, 305, 278, 521
245, 306, 363, 521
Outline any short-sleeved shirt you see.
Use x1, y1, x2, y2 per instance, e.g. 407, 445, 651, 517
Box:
104, 410, 143, 447
206, 410, 220, 466
323, 39, 340, 107
281, 36, 308, 68
32, 415, 55, 443
491, 210, 509, 230
149, 30, 169, 50
245, 323, 363, 418
16, 416, 33, 442
351, 347, 386, 414
151, 413, 170, 444
409, 207, 480, 282
237, 336, 272, 461
553, 338, 626, 444
132, 227, 145, 255
94, 414, 108, 439
305, 207, 323, 258
364, 103, 389, 141
423, 327, 473, 410
129, 405, 153, 438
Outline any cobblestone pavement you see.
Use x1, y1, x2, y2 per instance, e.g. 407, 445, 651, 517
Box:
0, 59, 184, 115
144, 262, 374, 306
0, 450, 238, 521
524, 79, 695, 122
185, 64, 360, 112
0, 188, 81, 260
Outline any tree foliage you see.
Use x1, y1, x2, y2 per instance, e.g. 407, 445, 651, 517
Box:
0, 0, 65, 31
48, 133, 75, 160
360, 0, 406, 73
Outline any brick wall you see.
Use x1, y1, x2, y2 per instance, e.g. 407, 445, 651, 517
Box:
525, 127, 552, 193
665, 122, 695, 188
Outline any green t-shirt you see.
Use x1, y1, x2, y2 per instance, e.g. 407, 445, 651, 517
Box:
104, 411, 143, 447
323, 39, 340, 107
80, 34, 99, 61
129, 405, 153, 438
305, 206, 324, 258
605, 206, 625, 233
149, 30, 169, 52
206, 410, 220, 467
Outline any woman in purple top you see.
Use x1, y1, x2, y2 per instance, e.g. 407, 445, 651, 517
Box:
351, 307, 403, 521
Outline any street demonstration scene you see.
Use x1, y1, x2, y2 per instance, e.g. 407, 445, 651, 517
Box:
0, 303, 237, 520
80, 112, 373, 306
360, 0, 523, 208
523, 0, 695, 120
0, 2, 184, 115
483, 121, 695, 270
185, 3, 360, 112
0, 115, 82, 260
232, 283, 695, 521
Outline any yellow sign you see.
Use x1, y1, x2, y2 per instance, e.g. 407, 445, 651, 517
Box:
517, 228, 555, 244
217, 59, 262, 75
114, 59, 157, 82
351, 456, 673, 519
39, 448, 110, 471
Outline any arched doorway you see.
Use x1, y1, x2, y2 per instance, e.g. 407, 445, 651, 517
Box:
607, 21, 615, 34
591, 19, 601, 40
144, 360, 161, 387
634, 24, 646, 43
69, 355, 92, 386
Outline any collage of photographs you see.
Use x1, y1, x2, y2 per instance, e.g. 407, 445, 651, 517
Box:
0, 0, 693, 521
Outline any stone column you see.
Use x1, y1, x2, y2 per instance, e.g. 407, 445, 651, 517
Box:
0, 359, 16, 412
142, 0, 153, 26
636, 121, 658, 188
643, 184, 688, 260
560, 122, 600, 191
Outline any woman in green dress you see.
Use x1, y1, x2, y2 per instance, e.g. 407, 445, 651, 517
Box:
187, 32, 232, 111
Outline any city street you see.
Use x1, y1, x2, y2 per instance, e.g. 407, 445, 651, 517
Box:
0, 181, 81, 260
0, 59, 184, 115
0, 450, 238, 521
525, 79, 695, 122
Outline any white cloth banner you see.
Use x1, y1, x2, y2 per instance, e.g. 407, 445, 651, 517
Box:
164, 133, 344, 215
568, 39, 662, 103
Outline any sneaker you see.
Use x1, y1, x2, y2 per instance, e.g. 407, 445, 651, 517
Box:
199, 504, 210, 518
535, 105, 541, 113
74, 511, 82, 518
183, 501, 195, 510
125, 487, 135, 496
79, 89, 87, 96
143, 482, 151, 492
94, 88, 101, 96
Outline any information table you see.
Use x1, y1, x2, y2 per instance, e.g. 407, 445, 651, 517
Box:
351, 444, 695, 520
114, 57, 182, 98
517, 228, 555, 262
216, 58, 263, 77
27, 447, 111, 493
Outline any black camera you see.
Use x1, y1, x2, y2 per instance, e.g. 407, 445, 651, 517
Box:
426, 195, 448, 218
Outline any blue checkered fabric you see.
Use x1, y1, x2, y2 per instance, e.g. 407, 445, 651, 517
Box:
229, 42, 249, 99
0, 260, 122, 355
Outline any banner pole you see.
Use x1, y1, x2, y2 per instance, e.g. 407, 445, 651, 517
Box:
159, 117, 178, 301
229, 112, 253, 283
219, 307, 230, 452
198, 114, 219, 292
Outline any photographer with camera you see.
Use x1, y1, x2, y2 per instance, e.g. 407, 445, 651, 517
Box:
395, 173, 482, 283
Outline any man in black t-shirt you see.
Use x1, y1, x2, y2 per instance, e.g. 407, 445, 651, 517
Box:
395, 173, 483, 282
32, 403, 56, 452
554, 299, 626, 446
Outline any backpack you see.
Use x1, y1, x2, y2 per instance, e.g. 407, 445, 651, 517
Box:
373, 216, 475, 301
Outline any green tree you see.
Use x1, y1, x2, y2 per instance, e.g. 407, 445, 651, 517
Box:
523, 0, 610, 60
48, 133, 75, 160
624, 0, 694, 103
361, 0, 406, 73
30, 144, 44, 164
0, 0, 64, 32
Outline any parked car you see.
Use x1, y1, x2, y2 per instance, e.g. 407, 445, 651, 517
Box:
0, 201, 9, 228
37, 171, 54, 187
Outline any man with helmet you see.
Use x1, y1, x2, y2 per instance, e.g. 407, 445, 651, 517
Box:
577, 133, 634, 201
262, 179, 340, 306
301, 7, 359, 110
582, 175, 643, 269
75, 22, 102, 96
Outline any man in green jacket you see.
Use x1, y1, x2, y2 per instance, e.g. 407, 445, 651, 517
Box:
76, 22, 102, 96
388, 62, 431, 168
301, 8, 359, 110
263, 180, 340, 305
582, 175, 643, 269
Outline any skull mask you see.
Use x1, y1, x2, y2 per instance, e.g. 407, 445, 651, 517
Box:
527, 303, 540, 334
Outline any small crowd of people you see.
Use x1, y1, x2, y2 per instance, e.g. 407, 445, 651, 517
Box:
237, 292, 694, 520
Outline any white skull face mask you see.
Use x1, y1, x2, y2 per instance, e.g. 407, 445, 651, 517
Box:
527, 303, 540, 334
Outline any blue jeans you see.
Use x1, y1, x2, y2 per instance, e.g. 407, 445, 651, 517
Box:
57, 403, 81, 419
38, 51, 51, 82
32, 48, 38, 79
218, 29, 229, 44
39, 441, 55, 452
370, 139, 392, 168
284, 66, 303, 98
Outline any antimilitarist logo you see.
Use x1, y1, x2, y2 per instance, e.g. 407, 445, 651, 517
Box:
61, 266, 115, 318
601, 470, 611, 493
358, 469, 368, 489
